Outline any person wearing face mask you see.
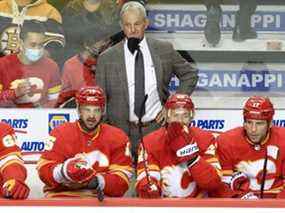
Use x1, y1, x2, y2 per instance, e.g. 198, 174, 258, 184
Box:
217, 96, 285, 198
96, 1, 198, 165
37, 86, 132, 198
0, 0, 65, 56
0, 20, 61, 108
135, 94, 236, 198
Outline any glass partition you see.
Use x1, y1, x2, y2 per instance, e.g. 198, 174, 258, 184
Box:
0, 0, 284, 110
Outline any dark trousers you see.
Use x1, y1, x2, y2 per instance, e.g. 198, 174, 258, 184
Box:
127, 121, 161, 167
203, 0, 257, 33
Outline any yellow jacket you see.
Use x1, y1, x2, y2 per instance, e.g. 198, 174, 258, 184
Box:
0, 0, 62, 23
0, 0, 64, 55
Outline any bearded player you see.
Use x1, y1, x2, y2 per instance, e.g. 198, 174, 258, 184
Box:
0, 121, 29, 199
37, 86, 133, 198
136, 93, 232, 198
217, 96, 285, 198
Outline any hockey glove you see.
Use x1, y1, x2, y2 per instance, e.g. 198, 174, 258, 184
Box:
240, 192, 258, 200
277, 188, 285, 198
230, 172, 250, 192
61, 156, 95, 183
167, 122, 199, 164
137, 178, 161, 199
2, 179, 30, 199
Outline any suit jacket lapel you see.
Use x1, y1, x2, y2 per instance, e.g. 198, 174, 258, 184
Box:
146, 38, 163, 93
116, 41, 129, 105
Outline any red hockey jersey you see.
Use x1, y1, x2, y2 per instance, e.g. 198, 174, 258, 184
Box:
0, 54, 61, 107
136, 126, 224, 198
37, 121, 132, 198
0, 122, 27, 196
217, 126, 285, 198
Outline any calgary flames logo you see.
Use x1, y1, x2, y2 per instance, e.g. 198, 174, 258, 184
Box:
161, 165, 197, 197
0, 26, 20, 55
236, 159, 277, 191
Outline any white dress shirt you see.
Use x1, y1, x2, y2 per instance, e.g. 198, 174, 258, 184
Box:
124, 37, 162, 123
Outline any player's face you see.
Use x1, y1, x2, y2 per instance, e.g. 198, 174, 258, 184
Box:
244, 119, 269, 144
167, 107, 193, 126
79, 105, 102, 131
121, 9, 149, 39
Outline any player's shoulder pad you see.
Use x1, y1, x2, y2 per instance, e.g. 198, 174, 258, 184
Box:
100, 123, 129, 145
190, 127, 215, 151
216, 127, 244, 149
0, 122, 16, 148
270, 126, 285, 147
143, 128, 166, 151
49, 121, 76, 136
0, 122, 14, 134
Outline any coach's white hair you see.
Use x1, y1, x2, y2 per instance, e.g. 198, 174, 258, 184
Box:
120, 1, 147, 20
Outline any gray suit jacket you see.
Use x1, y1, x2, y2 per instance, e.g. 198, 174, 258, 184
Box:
96, 37, 198, 133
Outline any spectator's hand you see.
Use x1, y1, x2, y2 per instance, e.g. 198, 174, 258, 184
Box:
155, 107, 166, 126
61, 155, 95, 183
85, 38, 112, 58
230, 172, 250, 192
2, 179, 30, 199
167, 122, 199, 165
137, 178, 161, 199
13, 79, 32, 98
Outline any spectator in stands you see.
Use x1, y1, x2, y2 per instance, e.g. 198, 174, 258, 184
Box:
37, 86, 132, 198
55, 47, 97, 108
0, 0, 65, 57
61, 0, 125, 62
56, 0, 126, 107
0, 121, 30, 199
96, 1, 198, 164
47, 0, 67, 11
0, 21, 61, 108
204, 0, 257, 45
136, 94, 233, 198
217, 96, 285, 198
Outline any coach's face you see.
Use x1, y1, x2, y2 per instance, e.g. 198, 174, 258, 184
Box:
121, 8, 149, 39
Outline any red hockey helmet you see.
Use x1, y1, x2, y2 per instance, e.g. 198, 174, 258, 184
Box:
165, 94, 194, 111
243, 96, 274, 121
76, 86, 105, 110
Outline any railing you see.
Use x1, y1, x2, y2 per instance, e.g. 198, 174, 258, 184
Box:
0, 198, 284, 207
